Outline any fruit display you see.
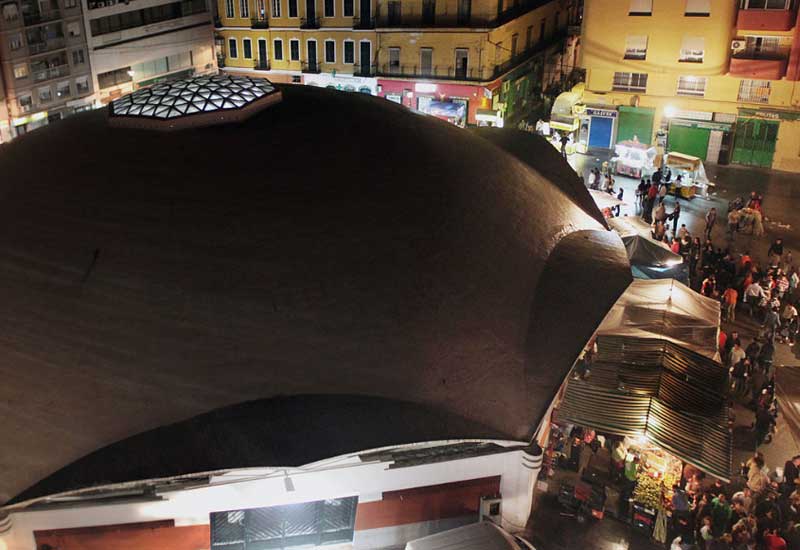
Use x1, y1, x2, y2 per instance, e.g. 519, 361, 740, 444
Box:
633, 471, 662, 510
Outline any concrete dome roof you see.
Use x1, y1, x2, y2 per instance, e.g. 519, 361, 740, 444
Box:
0, 84, 631, 503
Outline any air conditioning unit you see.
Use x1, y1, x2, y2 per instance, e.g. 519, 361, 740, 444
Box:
731, 39, 746, 54
479, 496, 502, 523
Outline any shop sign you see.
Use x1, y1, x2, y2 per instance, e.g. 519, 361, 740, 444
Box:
738, 107, 800, 121
586, 107, 617, 118
304, 73, 377, 95
12, 111, 47, 127
670, 118, 731, 132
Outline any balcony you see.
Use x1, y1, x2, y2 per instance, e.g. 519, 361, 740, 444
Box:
27, 37, 65, 54
300, 16, 319, 28
375, 12, 491, 27
23, 8, 61, 26
32, 63, 70, 82
377, 64, 485, 81
302, 61, 321, 73
737, 8, 797, 31
730, 55, 789, 79
353, 63, 375, 77
217, 54, 226, 67
251, 15, 268, 27
352, 15, 374, 28
254, 58, 270, 70
214, 15, 223, 27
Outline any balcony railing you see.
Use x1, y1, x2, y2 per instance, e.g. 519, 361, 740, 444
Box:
302, 61, 321, 73
352, 15, 374, 28
353, 63, 376, 77
251, 15, 268, 27
27, 37, 65, 54
375, 12, 490, 27
737, 6, 797, 31
730, 55, 789, 79
213, 15, 222, 27
23, 8, 61, 26
301, 16, 319, 28
377, 63, 485, 81
254, 58, 270, 70
32, 63, 70, 82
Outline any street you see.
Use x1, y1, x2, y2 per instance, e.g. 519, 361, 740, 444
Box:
522, 151, 800, 550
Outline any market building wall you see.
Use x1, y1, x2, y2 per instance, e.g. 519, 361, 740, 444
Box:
579, 0, 800, 172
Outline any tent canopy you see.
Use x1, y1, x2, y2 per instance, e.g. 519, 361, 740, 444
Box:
776, 366, 800, 451
589, 189, 626, 210
596, 278, 721, 360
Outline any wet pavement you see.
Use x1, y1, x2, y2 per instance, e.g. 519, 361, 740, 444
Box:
524, 150, 800, 550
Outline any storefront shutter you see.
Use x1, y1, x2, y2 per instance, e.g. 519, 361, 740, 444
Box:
616, 106, 654, 146
668, 123, 710, 160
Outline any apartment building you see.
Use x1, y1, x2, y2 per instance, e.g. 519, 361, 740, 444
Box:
214, 0, 578, 126
82, 0, 217, 104
0, 0, 94, 139
579, 0, 800, 172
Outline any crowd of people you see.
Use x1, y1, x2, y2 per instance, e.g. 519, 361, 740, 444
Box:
670, 453, 800, 550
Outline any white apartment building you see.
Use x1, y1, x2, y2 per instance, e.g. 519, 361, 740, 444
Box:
81, 0, 216, 103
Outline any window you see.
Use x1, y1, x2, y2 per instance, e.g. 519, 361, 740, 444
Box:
290, 38, 300, 60
679, 36, 704, 62
685, 0, 710, 15
343, 0, 352, 16
2, 2, 19, 20
624, 35, 648, 60
67, 21, 80, 36
288, 0, 297, 16
243, 37, 252, 58
511, 33, 518, 57
228, 37, 238, 57
744, 36, 782, 57
457, 0, 470, 24
389, 46, 400, 73
454, 47, 468, 78
272, 0, 280, 17
97, 66, 132, 88
273, 38, 283, 59
38, 86, 52, 103
239, 0, 249, 16
741, 0, 791, 8
257, 0, 265, 16
738, 79, 771, 104
324, 0, 333, 15
422, 0, 434, 23
677, 75, 706, 97
13, 63, 28, 79
64, 0, 76, 7
18, 94, 32, 111
56, 80, 71, 97
324, 39, 335, 62
612, 71, 647, 92
525, 25, 532, 49
72, 48, 85, 64
420, 47, 432, 75
211, 498, 358, 550
344, 40, 354, 63
226, 0, 234, 17
387, 0, 400, 23
89, 0, 207, 36
75, 75, 89, 93
629, 0, 652, 15
9, 33, 22, 50
539, 18, 545, 42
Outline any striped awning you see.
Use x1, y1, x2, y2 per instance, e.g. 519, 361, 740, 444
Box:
556, 380, 732, 481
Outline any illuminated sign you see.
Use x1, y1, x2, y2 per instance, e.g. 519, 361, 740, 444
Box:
414, 83, 437, 93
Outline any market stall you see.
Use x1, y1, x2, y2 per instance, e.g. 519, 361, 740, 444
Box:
663, 152, 712, 199
607, 217, 685, 281
611, 140, 658, 179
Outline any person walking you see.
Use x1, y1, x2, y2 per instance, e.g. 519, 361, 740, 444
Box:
768, 237, 784, 266
723, 286, 738, 322
658, 181, 668, 204
587, 168, 597, 189
671, 202, 682, 235
763, 307, 781, 343
705, 207, 717, 241
655, 202, 667, 225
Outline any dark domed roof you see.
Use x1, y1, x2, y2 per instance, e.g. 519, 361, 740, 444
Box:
0, 84, 631, 504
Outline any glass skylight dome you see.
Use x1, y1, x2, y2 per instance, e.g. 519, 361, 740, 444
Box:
108, 74, 282, 130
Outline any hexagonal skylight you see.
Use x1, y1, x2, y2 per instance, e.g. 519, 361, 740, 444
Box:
108, 74, 282, 130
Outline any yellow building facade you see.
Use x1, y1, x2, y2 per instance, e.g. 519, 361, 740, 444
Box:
215, 0, 578, 124
580, 0, 800, 172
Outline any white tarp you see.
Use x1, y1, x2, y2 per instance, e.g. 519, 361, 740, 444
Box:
596, 278, 721, 360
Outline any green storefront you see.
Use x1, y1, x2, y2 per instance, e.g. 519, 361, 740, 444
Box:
616, 106, 655, 145
668, 121, 711, 160
731, 119, 779, 168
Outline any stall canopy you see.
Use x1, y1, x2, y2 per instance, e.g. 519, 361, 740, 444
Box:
589, 189, 626, 211
596, 278, 721, 361
555, 278, 732, 481
608, 218, 683, 269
